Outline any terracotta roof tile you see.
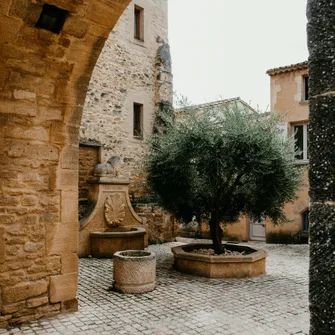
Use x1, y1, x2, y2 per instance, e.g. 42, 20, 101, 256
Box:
266, 61, 308, 76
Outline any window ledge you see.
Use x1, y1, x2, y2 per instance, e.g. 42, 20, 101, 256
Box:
132, 136, 144, 141
299, 100, 309, 105
132, 38, 146, 48
295, 160, 309, 165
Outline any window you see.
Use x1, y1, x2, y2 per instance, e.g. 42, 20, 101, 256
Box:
133, 103, 143, 137
35, 4, 68, 34
293, 123, 308, 161
302, 76, 309, 101
302, 210, 309, 232
134, 5, 144, 41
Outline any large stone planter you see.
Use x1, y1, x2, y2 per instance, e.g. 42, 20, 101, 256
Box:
172, 243, 267, 278
90, 227, 146, 258
113, 250, 156, 294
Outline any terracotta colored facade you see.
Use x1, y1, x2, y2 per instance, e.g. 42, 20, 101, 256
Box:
223, 62, 310, 243
266, 62, 309, 243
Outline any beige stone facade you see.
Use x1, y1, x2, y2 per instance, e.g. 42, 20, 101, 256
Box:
80, 0, 173, 197
0, 0, 131, 327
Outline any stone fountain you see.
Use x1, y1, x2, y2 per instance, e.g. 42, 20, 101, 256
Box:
78, 159, 147, 258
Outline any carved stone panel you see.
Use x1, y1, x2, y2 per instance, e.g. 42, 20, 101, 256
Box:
104, 194, 126, 227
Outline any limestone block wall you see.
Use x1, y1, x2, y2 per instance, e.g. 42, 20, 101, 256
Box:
80, 0, 173, 197
0, 0, 130, 327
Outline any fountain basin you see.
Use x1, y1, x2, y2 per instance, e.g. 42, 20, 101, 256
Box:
90, 227, 146, 258
172, 243, 267, 278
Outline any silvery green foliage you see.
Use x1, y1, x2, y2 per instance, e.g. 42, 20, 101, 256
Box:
147, 103, 302, 226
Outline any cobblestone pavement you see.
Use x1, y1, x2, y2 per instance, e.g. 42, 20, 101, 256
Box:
1, 242, 309, 335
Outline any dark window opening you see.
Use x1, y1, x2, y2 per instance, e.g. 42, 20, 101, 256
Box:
134, 6, 144, 41
294, 125, 304, 160
303, 76, 309, 101
133, 103, 143, 137
293, 123, 308, 161
302, 210, 309, 232
35, 4, 68, 34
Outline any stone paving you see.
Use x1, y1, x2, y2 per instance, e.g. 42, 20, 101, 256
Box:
1, 241, 309, 335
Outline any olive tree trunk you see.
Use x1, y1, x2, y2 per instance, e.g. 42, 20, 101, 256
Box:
307, 2, 335, 334
209, 210, 223, 254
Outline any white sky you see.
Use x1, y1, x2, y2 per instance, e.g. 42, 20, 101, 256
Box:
168, 0, 308, 111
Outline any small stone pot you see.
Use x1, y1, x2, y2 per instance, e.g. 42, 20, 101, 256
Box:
113, 250, 156, 294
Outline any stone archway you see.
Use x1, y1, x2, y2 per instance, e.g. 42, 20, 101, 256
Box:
0, 0, 131, 327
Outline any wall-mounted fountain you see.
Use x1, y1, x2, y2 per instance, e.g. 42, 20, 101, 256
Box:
78, 159, 147, 258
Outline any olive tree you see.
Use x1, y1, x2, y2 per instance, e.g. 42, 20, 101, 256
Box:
147, 104, 302, 254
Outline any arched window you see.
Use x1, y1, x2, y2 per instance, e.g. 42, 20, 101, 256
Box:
302, 210, 309, 232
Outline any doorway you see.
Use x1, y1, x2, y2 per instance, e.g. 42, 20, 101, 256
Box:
249, 216, 266, 241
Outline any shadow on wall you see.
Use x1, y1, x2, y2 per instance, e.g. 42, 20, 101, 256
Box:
266, 231, 309, 244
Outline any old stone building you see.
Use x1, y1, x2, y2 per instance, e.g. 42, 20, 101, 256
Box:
0, 0, 133, 328
0, 0, 172, 327
79, 0, 172, 199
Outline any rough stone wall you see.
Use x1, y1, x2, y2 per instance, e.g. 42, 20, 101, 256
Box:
133, 204, 176, 243
80, 0, 172, 197
307, 1, 335, 332
267, 67, 310, 238
0, 0, 130, 327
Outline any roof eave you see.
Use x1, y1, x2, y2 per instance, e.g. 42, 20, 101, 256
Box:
266, 61, 308, 76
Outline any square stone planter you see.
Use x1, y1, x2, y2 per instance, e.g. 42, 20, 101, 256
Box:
113, 250, 156, 294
